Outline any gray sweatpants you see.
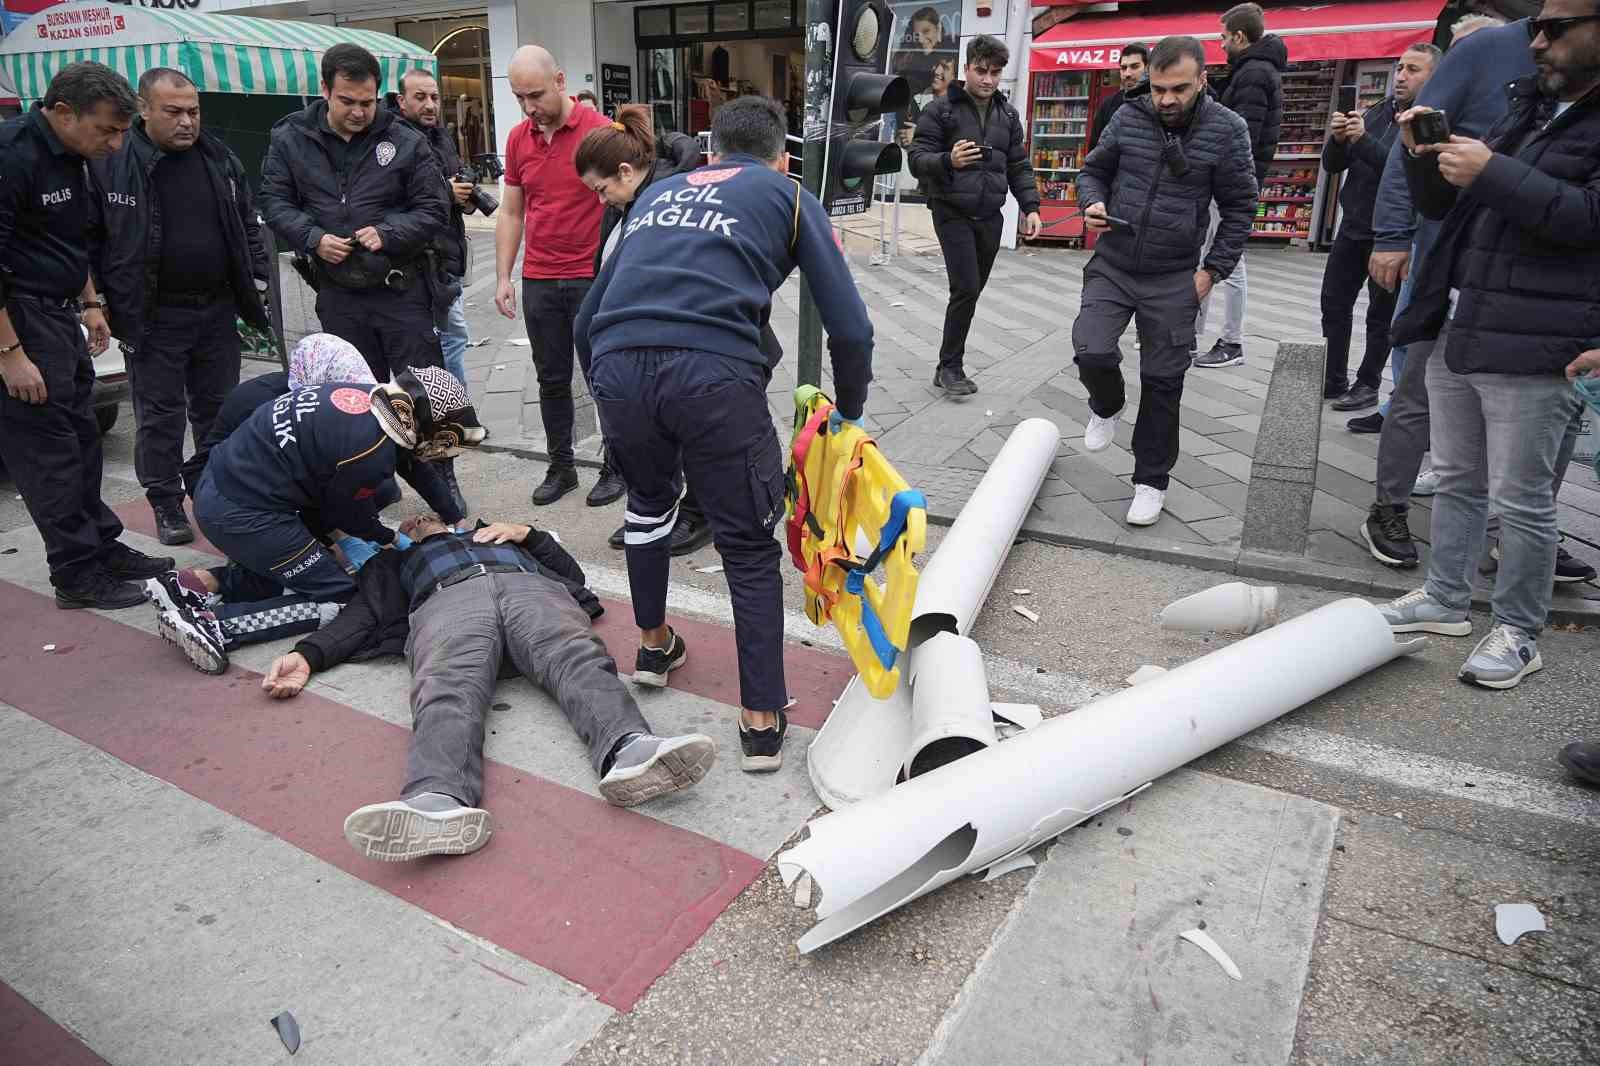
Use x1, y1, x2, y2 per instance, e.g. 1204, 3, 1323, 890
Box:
401, 570, 649, 806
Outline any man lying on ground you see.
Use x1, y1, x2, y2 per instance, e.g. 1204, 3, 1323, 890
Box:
259, 512, 716, 861
148, 365, 482, 672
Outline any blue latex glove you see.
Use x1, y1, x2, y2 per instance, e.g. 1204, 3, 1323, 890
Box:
828, 409, 863, 432
393, 531, 413, 551
335, 535, 379, 571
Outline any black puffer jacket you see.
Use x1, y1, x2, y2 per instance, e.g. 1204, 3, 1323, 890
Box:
87, 122, 269, 351
1320, 97, 1400, 242
1219, 34, 1287, 185
1076, 93, 1258, 278
1391, 79, 1600, 375
908, 82, 1040, 218
259, 100, 448, 287
292, 523, 601, 675
386, 96, 473, 278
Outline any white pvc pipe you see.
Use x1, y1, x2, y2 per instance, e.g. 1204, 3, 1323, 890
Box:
904, 633, 997, 780
782, 598, 1424, 954
806, 418, 1060, 809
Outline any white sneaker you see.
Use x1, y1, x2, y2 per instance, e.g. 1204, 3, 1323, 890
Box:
1084, 408, 1122, 453
1126, 484, 1165, 526
1411, 467, 1440, 497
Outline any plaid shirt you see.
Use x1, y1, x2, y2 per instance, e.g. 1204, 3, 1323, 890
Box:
400, 531, 533, 611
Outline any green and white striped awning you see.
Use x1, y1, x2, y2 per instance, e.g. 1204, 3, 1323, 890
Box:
0, 2, 436, 103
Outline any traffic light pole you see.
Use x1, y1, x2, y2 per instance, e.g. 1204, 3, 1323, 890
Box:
796, 0, 836, 389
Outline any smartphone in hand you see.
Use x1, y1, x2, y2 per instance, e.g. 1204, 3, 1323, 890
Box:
1412, 109, 1451, 146
1336, 85, 1358, 115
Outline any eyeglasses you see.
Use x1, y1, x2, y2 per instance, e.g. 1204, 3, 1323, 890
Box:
1527, 14, 1600, 42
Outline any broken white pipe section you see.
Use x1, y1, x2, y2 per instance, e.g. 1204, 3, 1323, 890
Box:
780, 598, 1424, 954
1160, 582, 1280, 635
806, 419, 1060, 809
904, 633, 997, 780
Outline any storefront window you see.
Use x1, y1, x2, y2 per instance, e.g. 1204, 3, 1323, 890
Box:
753, 0, 794, 31
675, 5, 711, 34
713, 2, 750, 33
393, 13, 495, 164
638, 6, 673, 38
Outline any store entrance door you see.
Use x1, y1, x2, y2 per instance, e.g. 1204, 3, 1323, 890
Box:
396, 15, 496, 165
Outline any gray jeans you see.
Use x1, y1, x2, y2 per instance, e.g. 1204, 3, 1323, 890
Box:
1422, 354, 1581, 635
1195, 202, 1246, 346
402, 570, 649, 806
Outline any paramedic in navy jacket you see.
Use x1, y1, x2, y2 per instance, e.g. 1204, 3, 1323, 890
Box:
575, 96, 873, 775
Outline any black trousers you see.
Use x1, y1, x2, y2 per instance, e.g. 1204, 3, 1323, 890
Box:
591, 348, 787, 712
128, 298, 241, 509
523, 277, 593, 471
1320, 234, 1398, 391
316, 284, 443, 383
931, 203, 1003, 374
0, 297, 124, 586
1071, 258, 1197, 490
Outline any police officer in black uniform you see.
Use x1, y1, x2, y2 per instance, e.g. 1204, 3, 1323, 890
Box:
88, 67, 272, 547
260, 44, 450, 383
0, 62, 174, 610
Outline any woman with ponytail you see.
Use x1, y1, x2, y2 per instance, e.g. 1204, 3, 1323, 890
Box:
575, 104, 701, 268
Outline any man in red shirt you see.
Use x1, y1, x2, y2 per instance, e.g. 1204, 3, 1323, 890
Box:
494, 45, 625, 507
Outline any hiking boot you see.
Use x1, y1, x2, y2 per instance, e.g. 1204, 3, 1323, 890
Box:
1332, 383, 1380, 411
633, 628, 687, 687
934, 367, 978, 396
153, 503, 195, 546
599, 732, 717, 807
1324, 379, 1349, 400
530, 466, 578, 506
1557, 741, 1600, 787
739, 708, 788, 773
343, 792, 492, 861
1084, 408, 1121, 453
1193, 341, 1244, 369
1347, 411, 1384, 435
670, 513, 713, 556
154, 601, 228, 675
1126, 484, 1165, 526
586, 462, 627, 507
99, 541, 174, 581
1360, 504, 1418, 568
1459, 624, 1542, 690
54, 568, 148, 610
1378, 588, 1472, 636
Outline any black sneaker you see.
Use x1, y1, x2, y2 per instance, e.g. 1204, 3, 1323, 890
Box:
530, 466, 578, 506
1193, 341, 1244, 369
669, 514, 713, 557
586, 462, 627, 507
1347, 411, 1384, 434
1323, 379, 1349, 400
1555, 545, 1596, 584
55, 569, 148, 610
98, 541, 175, 581
633, 628, 687, 687
1360, 503, 1418, 568
739, 708, 788, 773
933, 367, 978, 396
609, 524, 626, 550
153, 503, 195, 546
154, 600, 229, 675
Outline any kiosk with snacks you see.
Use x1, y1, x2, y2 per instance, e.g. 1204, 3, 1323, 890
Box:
1025, 0, 1436, 246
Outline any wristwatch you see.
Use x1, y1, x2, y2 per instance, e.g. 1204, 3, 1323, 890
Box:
0, 340, 22, 356
79, 297, 107, 312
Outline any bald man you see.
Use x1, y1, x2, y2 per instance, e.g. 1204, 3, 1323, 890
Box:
493, 46, 622, 509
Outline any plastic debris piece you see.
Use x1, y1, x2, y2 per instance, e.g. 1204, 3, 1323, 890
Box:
467, 338, 491, 347
1012, 605, 1040, 623
981, 852, 1037, 881
784, 696, 798, 710
1126, 665, 1168, 686
990, 703, 1044, 731
1179, 928, 1241, 980
793, 871, 813, 909
1494, 903, 1546, 946
269, 1011, 301, 1055
1160, 582, 1279, 635
695, 564, 724, 574
890, 301, 905, 307
1, 547, 17, 554
42, 644, 56, 652
506, 338, 530, 346
1012, 588, 1032, 596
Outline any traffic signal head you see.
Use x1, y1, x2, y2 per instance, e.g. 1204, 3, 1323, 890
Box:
824, 0, 908, 215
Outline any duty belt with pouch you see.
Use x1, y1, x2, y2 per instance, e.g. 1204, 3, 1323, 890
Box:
320, 247, 422, 293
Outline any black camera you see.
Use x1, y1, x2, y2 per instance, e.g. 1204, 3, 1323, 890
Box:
454, 164, 500, 216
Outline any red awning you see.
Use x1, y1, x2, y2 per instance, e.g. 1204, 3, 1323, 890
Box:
1030, 1, 1440, 70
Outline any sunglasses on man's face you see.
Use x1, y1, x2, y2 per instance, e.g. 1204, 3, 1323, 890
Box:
1528, 14, 1600, 42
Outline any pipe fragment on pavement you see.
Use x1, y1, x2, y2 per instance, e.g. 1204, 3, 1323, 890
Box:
780, 599, 1425, 953
1494, 902, 1547, 945
904, 633, 997, 780
270, 1011, 300, 1055
1179, 928, 1242, 980
1159, 582, 1280, 635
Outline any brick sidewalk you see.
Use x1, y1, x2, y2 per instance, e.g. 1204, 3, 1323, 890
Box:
276, 234, 1600, 617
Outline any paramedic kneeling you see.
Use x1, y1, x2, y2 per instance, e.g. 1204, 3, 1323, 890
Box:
575, 95, 874, 774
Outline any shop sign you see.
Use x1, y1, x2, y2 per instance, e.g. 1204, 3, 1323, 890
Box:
601, 62, 632, 114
